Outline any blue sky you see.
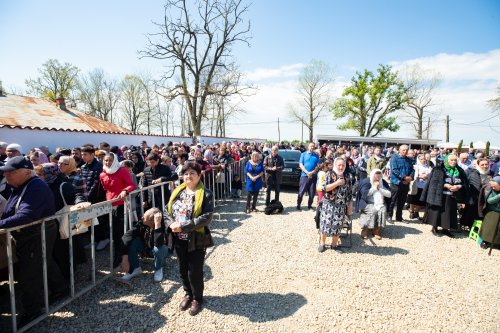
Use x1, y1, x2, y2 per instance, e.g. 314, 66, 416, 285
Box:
1, 0, 499, 144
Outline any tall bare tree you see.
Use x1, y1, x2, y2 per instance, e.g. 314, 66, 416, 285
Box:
78, 68, 120, 122
140, 0, 251, 141
120, 75, 147, 133
289, 59, 334, 142
400, 64, 442, 139
138, 74, 160, 135
25, 59, 79, 101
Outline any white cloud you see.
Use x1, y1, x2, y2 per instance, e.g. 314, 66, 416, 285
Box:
229, 51, 500, 144
391, 49, 500, 81
244, 63, 304, 82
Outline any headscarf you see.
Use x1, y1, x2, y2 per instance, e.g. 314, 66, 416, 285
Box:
34, 148, 49, 164
416, 154, 427, 167
41, 162, 60, 184
369, 168, 383, 185
103, 152, 121, 175
204, 149, 214, 164
443, 154, 459, 177
332, 157, 346, 176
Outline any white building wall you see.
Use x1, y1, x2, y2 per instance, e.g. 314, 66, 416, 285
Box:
0, 127, 264, 153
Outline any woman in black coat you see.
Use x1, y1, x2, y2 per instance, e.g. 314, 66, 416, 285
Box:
420, 154, 468, 238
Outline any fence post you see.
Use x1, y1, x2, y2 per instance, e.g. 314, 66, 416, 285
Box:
68, 212, 75, 298
109, 210, 114, 273
91, 215, 96, 285
7, 230, 17, 332
123, 199, 129, 233
41, 221, 49, 314
161, 185, 166, 210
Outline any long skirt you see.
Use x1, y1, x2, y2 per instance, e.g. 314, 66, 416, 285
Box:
359, 204, 386, 229
319, 199, 347, 237
427, 194, 458, 230
408, 187, 425, 206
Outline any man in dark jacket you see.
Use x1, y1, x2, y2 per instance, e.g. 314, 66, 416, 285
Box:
0, 157, 61, 325
120, 207, 167, 282
263, 146, 284, 206
80, 146, 109, 250
142, 153, 178, 209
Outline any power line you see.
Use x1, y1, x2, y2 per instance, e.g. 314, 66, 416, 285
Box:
453, 114, 499, 125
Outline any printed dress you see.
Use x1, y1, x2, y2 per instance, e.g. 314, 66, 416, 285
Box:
319, 171, 352, 236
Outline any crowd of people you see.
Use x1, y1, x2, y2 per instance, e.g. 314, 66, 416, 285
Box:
0, 138, 499, 327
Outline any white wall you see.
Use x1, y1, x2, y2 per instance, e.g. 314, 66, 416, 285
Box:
0, 127, 264, 153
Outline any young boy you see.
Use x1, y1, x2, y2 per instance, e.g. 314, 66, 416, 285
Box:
231, 174, 243, 198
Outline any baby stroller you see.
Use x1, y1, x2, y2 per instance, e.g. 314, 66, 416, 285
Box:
315, 201, 353, 249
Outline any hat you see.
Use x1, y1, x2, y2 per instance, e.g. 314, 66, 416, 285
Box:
0, 142, 8, 148
6, 143, 22, 153
492, 175, 500, 184
0, 156, 33, 171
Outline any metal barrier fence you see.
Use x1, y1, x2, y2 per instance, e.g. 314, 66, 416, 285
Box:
0, 157, 248, 332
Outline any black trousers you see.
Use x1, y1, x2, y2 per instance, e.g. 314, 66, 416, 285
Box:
112, 205, 125, 265
174, 240, 206, 303
246, 190, 259, 210
389, 183, 409, 221
265, 180, 281, 206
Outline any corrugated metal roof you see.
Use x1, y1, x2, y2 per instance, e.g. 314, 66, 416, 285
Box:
0, 94, 131, 134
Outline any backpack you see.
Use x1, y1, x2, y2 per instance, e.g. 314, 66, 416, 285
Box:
264, 200, 284, 215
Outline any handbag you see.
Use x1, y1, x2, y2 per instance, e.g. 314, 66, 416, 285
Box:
408, 165, 418, 195
216, 171, 225, 183
408, 180, 418, 195
58, 183, 89, 239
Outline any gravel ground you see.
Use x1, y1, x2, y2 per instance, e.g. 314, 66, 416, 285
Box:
7, 188, 500, 332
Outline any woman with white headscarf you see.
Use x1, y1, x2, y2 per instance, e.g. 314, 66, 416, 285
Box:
407, 154, 432, 220
356, 168, 391, 240
100, 152, 136, 266
318, 157, 353, 253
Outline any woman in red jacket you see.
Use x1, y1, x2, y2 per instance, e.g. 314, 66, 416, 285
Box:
100, 152, 136, 267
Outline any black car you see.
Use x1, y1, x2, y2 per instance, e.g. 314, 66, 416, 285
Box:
279, 149, 302, 187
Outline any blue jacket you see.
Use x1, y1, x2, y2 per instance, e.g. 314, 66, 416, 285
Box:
245, 161, 264, 192
0, 177, 55, 229
389, 154, 414, 185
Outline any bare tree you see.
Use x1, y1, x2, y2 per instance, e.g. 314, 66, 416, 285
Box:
140, 0, 251, 141
138, 74, 160, 135
78, 68, 120, 122
120, 75, 147, 133
400, 64, 442, 139
289, 59, 334, 142
488, 84, 500, 115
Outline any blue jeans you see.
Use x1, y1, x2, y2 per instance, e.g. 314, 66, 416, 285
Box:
128, 238, 168, 272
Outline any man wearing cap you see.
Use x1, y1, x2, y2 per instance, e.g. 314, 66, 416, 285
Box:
0, 156, 65, 325
6, 143, 23, 161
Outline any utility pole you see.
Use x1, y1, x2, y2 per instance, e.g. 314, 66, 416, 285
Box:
445, 115, 450, 142
278, 117, 281, 143
426, 117, 430, 140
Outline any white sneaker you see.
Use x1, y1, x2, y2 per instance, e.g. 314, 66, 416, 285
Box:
96, 239, 110, 251
154, 268, 163, 282
121, 267, 142, 281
